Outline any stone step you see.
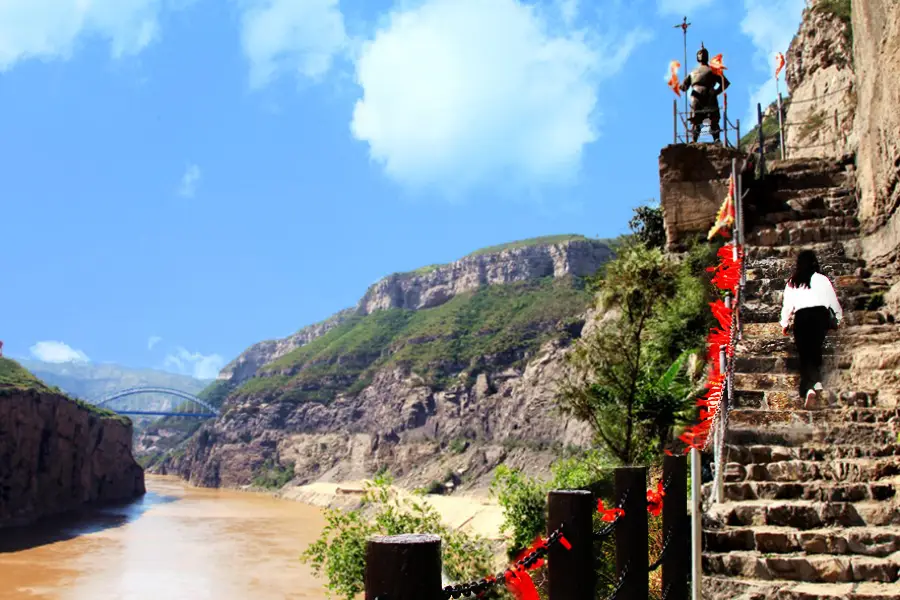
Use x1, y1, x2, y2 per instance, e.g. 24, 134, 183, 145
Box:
739, 305, 891, 326
714, 479, 899, 503
726, 423, 899, 447
745, 241, 857, 261
724, 444, 900, 465
744, 274, 869, 297
742, 322, 897, 340
767, 156, 852, 176
738, 329, 900, 356
733, 354, 848, 375
731, 389, 880, 410
703, 550, 900, 584
702, 575, 900, 600
705, 525, 900, 557
729, 408, 900, 428
747, 215, 861, 246
745, 258, 864, 281
705, 499, 900, 529
722, 456, 900, 484
759, 207, 857, 226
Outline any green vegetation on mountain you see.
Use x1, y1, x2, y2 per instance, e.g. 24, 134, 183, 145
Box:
740, 98, 790, 159
0, 358, 129, 424
232, 276, 593, 404
464, 233, 590, 257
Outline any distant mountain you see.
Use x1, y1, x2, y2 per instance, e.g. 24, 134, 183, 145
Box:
17, 360, 209, 413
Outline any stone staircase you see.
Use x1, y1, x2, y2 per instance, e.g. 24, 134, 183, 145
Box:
701, 157, 900, 599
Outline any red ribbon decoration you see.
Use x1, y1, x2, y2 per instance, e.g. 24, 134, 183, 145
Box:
647, 481, 665, 517
505, 568, 540, 600
597, 499, 625, 522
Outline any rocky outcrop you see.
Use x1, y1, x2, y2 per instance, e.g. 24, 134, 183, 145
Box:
659, 144, 752, 251
0, 388, 145, 527
164, 338, 592, 492
217, 238, 611, 387
852, 0, 900, 315
356, 239, 612, 315
783, 0, 856, 159
217, 309, 355, 384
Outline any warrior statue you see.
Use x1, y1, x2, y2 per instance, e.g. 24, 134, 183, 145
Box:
680, 44, 730, 143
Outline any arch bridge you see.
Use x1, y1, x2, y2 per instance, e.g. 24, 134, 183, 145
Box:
95, 386, 218, 419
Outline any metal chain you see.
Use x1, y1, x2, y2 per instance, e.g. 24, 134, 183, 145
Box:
648, 529, 673, 572
785, 85, 853, 105
440, 526, 567, 599
604, 564, 629, 600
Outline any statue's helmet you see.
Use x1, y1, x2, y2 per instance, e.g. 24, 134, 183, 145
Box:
697, 46, 709, 64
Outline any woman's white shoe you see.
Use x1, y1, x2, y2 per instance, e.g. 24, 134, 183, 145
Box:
805, 389, 817, 409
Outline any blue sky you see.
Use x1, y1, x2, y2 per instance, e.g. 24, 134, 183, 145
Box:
0, 0, 805, 379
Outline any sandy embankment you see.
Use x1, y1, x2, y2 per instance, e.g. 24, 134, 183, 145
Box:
280, 481, 507, 542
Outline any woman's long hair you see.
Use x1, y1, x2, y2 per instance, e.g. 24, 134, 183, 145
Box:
788, 250, 820, 289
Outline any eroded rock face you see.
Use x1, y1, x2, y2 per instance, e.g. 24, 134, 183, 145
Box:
784, 0, 856, 160
217, 240, 611, 387
852, 0, 900, 315
0, 389, 145, 527
356, 240, 612, 315
164, 339, 592, 491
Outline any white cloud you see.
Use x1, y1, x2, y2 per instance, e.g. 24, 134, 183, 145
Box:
30, 341, 90, 364
740, 0, 805, 124
164, 347, 224, 380
0, 0, 173, 71
656, 0, 714, 16
238, 0, 348, 89
177, 163, 201, 198
147, 336, 162, 350
350, 0, 651, 193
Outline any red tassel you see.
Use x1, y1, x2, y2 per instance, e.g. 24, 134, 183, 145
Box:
597, 499, 625, 522
559, 535, 572, 550
646, 481, 666, 516
505, 568, 540, 600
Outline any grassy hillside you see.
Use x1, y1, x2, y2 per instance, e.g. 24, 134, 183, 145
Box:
228, 276, 593, 405
0, 358, 128, 423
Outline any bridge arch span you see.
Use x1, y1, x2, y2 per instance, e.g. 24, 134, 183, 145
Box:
96, 386, 219, 417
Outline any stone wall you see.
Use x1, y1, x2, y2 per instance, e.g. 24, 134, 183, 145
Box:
852, 0, 900, 313
659, 144, 750, 250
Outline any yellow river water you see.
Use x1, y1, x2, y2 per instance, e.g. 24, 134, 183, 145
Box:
0, 476, 329, 600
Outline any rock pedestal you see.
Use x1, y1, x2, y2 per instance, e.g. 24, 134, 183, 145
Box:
658, 143, 751, 251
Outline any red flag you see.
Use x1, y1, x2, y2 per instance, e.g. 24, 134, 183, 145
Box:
709, 53, 726, 77
667, 60, 681, 96
775, 52, 786, 79
505, 569, 540, 600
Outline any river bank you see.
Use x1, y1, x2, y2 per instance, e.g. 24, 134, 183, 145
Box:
279, 481, 507, 542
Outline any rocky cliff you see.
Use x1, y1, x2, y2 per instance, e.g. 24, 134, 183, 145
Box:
0, 359, 145, 527
783, 0, 856, 159
160, 236, 612, 491
216, 235, 612, 388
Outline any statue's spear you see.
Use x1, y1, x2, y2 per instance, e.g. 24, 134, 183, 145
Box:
674, 16, 691, 139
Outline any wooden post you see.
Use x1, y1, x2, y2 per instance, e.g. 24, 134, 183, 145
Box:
674, 99, 679, 144
662, 454, 688, 600
615, 467, 649, 600
736, 119, 741, 151
547, 490, 595, 600
365, 534, 443, 600
756, 103, 766, 178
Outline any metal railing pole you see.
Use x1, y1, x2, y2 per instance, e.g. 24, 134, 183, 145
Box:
736, 119, 741, 151
690, 448, 702, 600
834, 109, 840, 154
674, 99, 679, 144
757, 103, 766, 177
777, 92, 786, 160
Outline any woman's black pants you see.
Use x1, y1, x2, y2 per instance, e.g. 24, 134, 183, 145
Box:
792, 306, 831, 398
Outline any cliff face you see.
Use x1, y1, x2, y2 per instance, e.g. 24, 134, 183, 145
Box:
852, 0, 900, 313
784, 0, 856, 159
162, 237, 613, 491
217, 237, 612, 387
0, 387, 145, 527
166, 339, 592, 492
357, 239, 613, 314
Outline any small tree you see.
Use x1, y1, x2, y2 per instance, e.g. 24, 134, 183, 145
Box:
557, 244, 685, 464
628, 202, 666, 250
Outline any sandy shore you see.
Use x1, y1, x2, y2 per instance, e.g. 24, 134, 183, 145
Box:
280, 481, 507, 542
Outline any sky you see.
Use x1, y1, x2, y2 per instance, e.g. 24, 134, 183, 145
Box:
0, 0, 806, 380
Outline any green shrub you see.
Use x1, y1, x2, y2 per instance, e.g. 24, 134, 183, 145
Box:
251, 459, 295, 489
301, 477, 494, 599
